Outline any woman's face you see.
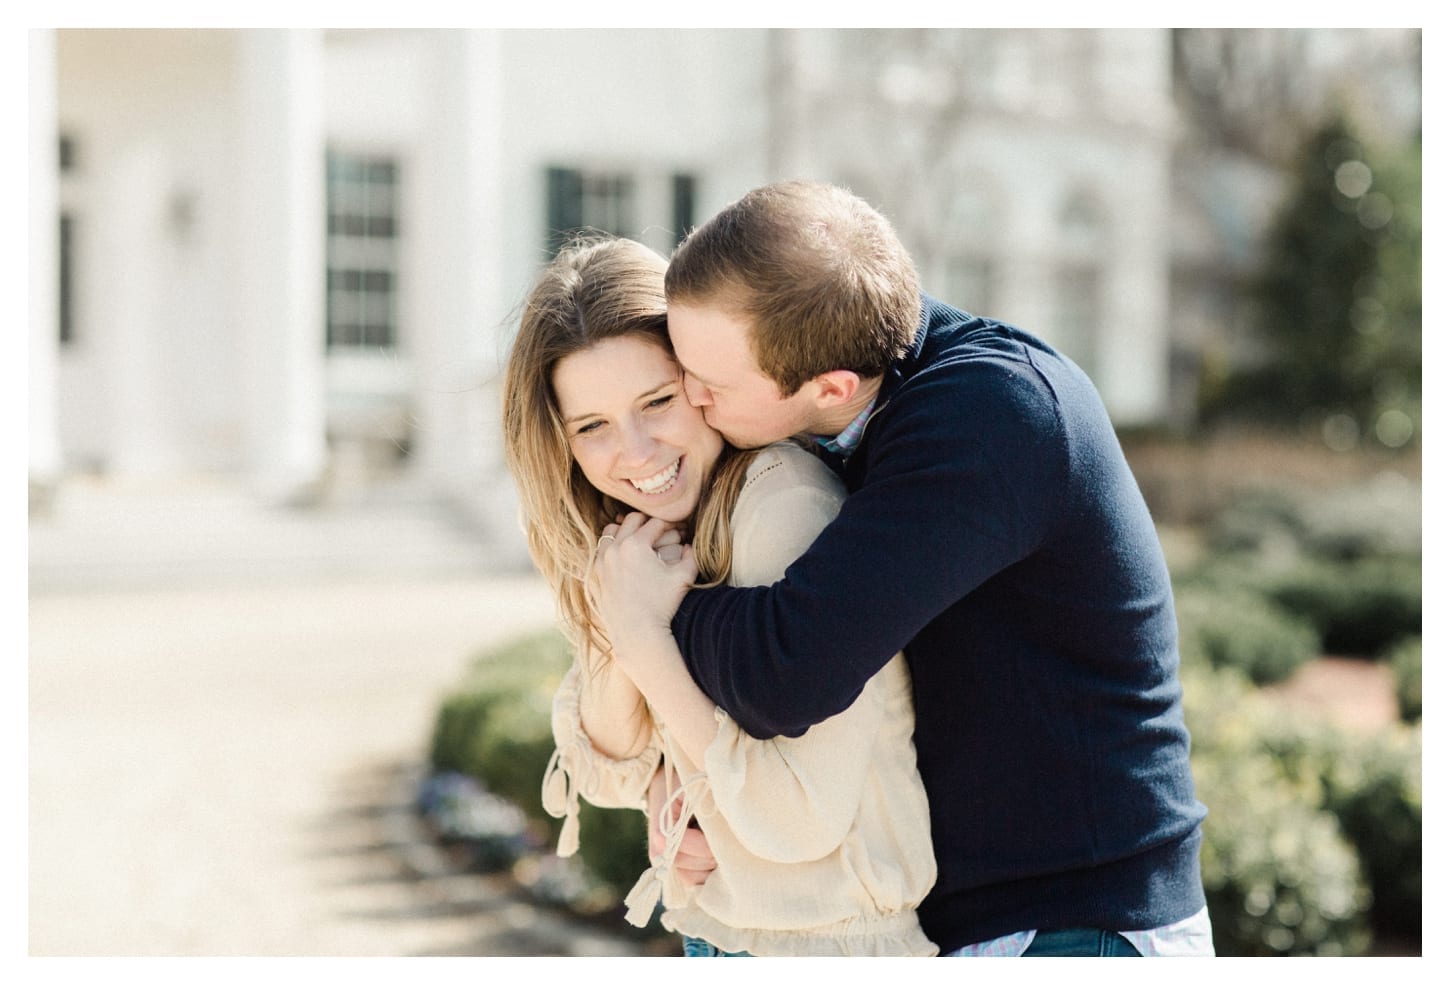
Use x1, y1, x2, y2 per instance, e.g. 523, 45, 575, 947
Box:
552, 334, 725, 524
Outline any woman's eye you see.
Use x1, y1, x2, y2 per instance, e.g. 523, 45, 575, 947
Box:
573, 421, 603, 436
646, 394, 674, 410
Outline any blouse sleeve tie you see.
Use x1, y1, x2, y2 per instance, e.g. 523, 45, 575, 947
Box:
540, 737, 598, 858
622, 764, 713, 928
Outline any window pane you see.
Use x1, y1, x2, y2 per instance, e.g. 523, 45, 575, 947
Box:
59, 213, 74, 344
672, 173, 696, 244
547, 166, 586, 253
366, 215, 396, 239
326, 150, 400, 350
545, 165, 641, 252
330, 290, 360, 325
367, 159, 397, 185
329, 154, 365, 184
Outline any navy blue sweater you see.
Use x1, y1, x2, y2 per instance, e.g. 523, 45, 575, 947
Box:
671, 296, 1208, 952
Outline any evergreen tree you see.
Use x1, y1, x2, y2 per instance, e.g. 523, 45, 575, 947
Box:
1203, 114, 1421, 450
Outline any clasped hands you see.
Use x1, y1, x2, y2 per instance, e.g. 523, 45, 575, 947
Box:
589, 512, 698, 677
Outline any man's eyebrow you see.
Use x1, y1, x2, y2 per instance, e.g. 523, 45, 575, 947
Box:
561, 380, 677, 425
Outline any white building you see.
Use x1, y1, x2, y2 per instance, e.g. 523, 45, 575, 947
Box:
31, 27, 1194, 561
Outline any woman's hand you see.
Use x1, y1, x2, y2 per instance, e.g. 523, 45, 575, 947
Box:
590, 512, 698, 669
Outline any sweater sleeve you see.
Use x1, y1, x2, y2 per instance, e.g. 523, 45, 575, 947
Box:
673, 365, 1063, 739
541, 661, 663, 856
691, 445, 887, 862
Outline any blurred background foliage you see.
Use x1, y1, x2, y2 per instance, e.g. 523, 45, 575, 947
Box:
1198, 114, 1421, 451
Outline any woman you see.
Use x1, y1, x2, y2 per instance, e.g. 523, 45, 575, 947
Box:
501, 236, 936, 957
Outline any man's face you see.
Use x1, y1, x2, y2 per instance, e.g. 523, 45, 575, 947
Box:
666, 302, 819, 449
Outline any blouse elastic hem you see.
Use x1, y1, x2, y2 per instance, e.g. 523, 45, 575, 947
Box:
661, 907, 939, 957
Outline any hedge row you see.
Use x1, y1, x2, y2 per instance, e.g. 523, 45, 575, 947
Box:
1204, 480, 1421, 563
1184, 483, 1421, 663
1175, 584, 1319, 685
1178, 553, 1420, 664
1182, 664, 1422, 954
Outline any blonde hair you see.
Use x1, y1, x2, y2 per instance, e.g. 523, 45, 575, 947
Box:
502, 235, 754, 672
666, 180, 921, 396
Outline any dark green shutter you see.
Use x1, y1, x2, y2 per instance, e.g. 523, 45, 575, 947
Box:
546, 167, 585, 254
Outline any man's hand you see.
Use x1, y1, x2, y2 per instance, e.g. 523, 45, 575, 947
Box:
647, 767, 717, 888
590, 512, 697, 669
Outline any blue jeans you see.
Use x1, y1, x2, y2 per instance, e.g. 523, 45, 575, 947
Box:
682, 935, 751, 957
1021, 928, 1142, 957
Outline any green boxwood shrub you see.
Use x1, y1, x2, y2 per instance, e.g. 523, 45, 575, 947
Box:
1388, 637, 1422, 723
1193, 748, 1372, 955
1258, 717, 1423, 942
427, 629, 650, 900
1180, 552, 1421, 661
1176, 585, 1320, 685
577, 798, 649, 895
1203, 478, 1420, 565
1259, 556, 1421, 656
1188, 481, 1420, 659
470, 687, 559, 817
1322, 729, 1422, 942
1181, 666, 1374, 955
1296, 476, 1422, 562
429, 689, 494, 778
1203, 488, 1308, 558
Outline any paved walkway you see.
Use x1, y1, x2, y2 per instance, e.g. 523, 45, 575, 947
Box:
27, 477, 655, 957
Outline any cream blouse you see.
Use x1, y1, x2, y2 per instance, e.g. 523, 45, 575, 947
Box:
541, 440, 937, 956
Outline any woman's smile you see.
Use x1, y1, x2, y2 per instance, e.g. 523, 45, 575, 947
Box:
627, 457, 682, 495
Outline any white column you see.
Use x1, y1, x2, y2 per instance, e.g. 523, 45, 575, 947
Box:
408, 29, 528, 560
234, 29, 327, 502
95, 142, 171, 475
29, 29, 62, 498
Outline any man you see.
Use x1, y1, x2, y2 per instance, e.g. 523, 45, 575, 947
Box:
595, 181, 1212, 956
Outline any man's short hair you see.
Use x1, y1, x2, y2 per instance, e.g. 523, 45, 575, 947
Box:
665, 181, 921, 396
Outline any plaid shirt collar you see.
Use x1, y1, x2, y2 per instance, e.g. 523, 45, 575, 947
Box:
814, 397, 878, 459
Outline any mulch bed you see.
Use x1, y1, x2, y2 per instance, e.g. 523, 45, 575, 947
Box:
1262, 655, 1399, 733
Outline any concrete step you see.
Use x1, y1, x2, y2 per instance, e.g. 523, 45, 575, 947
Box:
28, 473, 524, 594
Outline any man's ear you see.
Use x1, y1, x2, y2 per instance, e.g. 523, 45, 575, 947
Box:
809, 370, 863, 409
